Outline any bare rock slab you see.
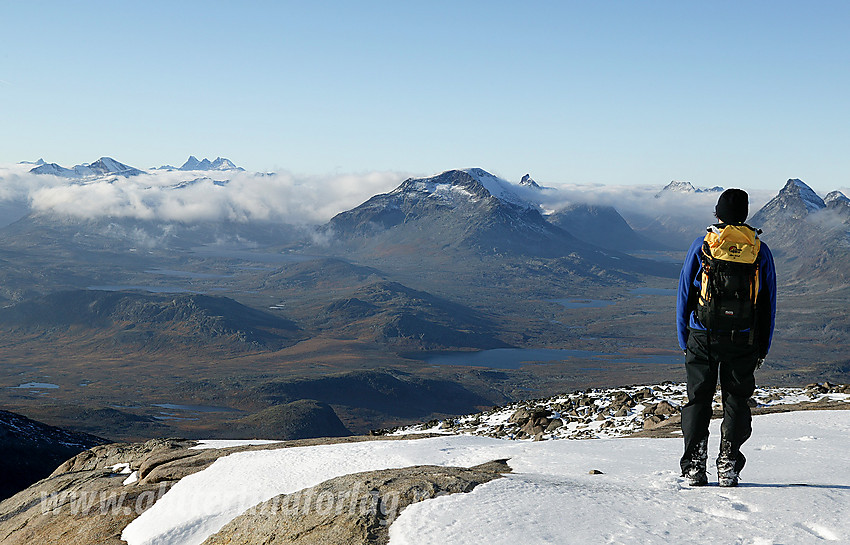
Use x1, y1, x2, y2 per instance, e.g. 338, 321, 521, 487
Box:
202, 459, 511, 545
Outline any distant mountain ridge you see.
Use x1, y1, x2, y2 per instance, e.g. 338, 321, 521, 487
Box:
155, 156, 243, 171
178, 156, 244, 171
655, 180, 723, 198
0, 290, 303, 351
28, 155, 244, 177
547, 203, 670, 251
29, 157, 145, 178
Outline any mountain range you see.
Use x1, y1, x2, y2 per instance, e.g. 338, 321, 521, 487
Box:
323, 168, 674, 285
28, 155, 243, 178
2, 159, 850, 487
655, 180, 724, 197
30, 157, 146, 178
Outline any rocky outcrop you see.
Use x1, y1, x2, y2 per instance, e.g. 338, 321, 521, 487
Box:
385, 383, 687, 441
0, 434, 444, 545
382, 382, 850, 441
202, 459, 511, 545
0, 438, 198, 545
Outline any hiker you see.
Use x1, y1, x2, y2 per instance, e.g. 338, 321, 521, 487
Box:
676, 188, 777, 486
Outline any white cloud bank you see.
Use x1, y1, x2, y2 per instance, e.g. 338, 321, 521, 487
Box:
0, 165, 408, 225
0, 163, 795, 227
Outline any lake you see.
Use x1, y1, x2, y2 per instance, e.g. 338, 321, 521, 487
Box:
152, 403, 240, 413
550, 298, 615, 309
413, 348, 682, 369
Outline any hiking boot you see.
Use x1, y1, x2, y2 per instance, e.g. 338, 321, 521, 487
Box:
716, 440, 744, 487
716, 464, 738, 487
685, 467, 708, 486
682, 436, 708, 486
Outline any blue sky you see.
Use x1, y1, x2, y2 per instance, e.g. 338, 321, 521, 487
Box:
2, 1, 848, 191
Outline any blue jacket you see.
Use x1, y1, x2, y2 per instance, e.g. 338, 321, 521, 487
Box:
676, 229, 776, 356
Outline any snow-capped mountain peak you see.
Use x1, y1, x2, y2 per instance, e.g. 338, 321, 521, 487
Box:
750, 178, 827, 226
86, 157, 144, 177
211, 157, 240, 170
28, 162, 73, 176
663, 180, 697, 193
389, 168, 534, 210
782, 178, 826, 213
655, 180, 723, 198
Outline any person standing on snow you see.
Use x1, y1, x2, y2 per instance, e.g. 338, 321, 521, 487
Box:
676, 188, 777, 487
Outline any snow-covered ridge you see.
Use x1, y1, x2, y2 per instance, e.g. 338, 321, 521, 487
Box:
392, 168, 536, 210
29, 157, 145, 178
381, 382, 850, 441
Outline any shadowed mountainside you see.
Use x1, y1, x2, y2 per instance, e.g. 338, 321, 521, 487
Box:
0, 410, 108, 501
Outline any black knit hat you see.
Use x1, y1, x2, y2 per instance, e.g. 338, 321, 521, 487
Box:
715, 188, 749, 224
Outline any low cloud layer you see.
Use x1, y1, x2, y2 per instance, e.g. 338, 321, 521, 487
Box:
0, 164, 802, 229
0, 164, 408, 225
516, 181, 777, 228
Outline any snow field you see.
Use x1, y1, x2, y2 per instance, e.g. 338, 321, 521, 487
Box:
123, 411, 850, 545
390, 410, 850, 544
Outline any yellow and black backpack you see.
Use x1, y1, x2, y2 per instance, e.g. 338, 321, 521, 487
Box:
697, 224, 761, 337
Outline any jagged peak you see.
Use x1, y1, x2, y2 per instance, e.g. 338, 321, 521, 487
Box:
180, 156, 242, 171
520, 174, 541, 189
663, 180, 696, 192
781, 178, 825, 212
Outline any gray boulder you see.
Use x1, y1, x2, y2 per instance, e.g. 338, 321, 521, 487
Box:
202, 459, 511, 545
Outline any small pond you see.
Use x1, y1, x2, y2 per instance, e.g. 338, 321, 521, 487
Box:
10, 382, 60, 389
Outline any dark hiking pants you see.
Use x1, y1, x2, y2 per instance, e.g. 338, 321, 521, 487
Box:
680, 328, 759, 475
